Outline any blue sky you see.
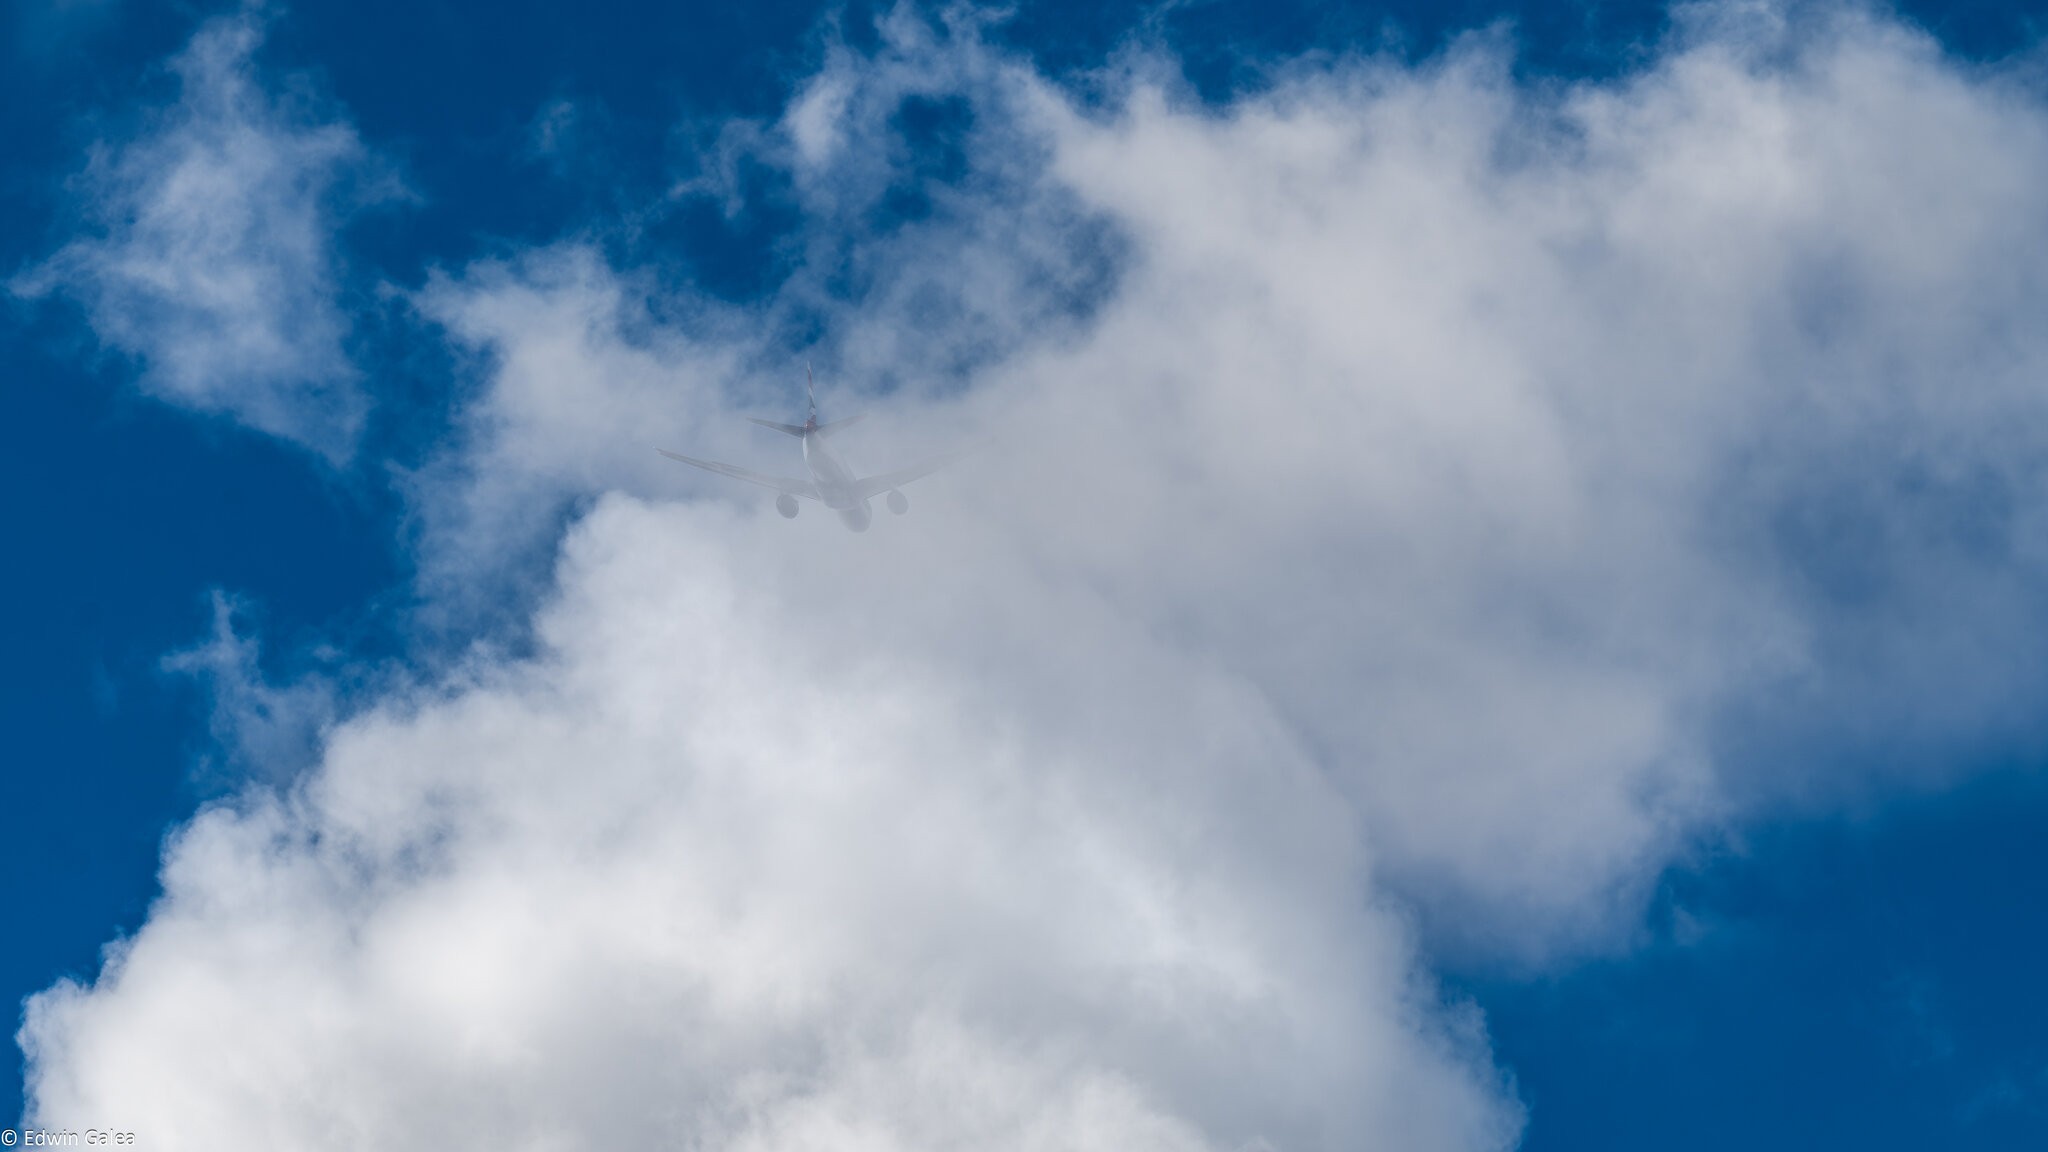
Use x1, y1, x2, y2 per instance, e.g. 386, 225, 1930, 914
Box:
6, 0, 2048, 1147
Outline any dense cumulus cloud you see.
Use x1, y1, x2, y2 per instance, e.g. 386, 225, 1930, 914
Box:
12, 10, 397, 460
25, 498, 1514, 1149
22, 3, 2048, 1148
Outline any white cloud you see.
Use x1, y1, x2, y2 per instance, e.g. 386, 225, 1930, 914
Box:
403, 4, 2048, 948
13, 10, 398, 461
24, 498, 1518, 1149
24, 3, 2048, 1148
1018, 8, 2048, 942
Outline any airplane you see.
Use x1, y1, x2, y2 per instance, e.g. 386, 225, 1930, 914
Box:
657, 367, 955, 532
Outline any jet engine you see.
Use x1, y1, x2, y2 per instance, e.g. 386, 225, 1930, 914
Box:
886, 489, 909, 515
776, 493, 799, 518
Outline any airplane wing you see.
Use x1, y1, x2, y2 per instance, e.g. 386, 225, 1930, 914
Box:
657, 449, 819, 499
853, 451, 962, 500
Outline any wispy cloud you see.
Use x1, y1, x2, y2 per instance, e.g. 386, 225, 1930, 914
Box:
159, 591, 337, 790
13, 10, 401, 462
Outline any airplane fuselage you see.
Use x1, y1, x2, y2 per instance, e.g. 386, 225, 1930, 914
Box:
802, 431, 872, 531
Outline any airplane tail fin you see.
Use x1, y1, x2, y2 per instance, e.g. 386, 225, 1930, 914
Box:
748, 417, 808, 437
750, 365, 844, 436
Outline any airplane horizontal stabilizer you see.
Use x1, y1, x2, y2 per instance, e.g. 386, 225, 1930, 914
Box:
748, 417, 808, 437
813, 413, 865, 438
